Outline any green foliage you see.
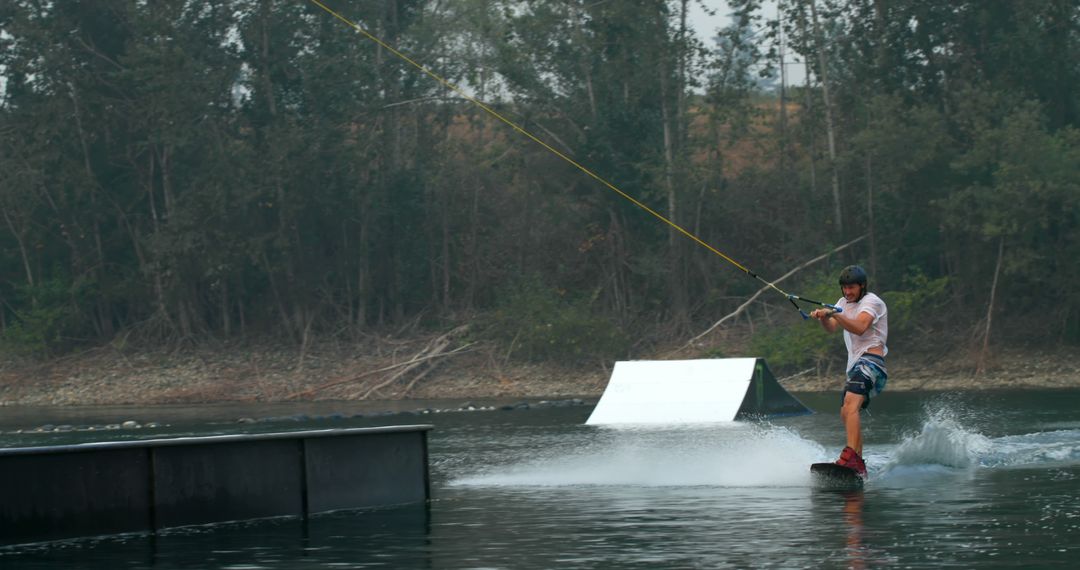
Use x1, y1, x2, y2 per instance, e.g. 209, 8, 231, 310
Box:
2, 0, 1080, 357
751, 322, 835, 373
749, 279, 837, 373
1, 278, 82, 356
881, 270, 951, 345
701, 346, 727, 359
938, 101, 1080, 319
486, 276, 628, 363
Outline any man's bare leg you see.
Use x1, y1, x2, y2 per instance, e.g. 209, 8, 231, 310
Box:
841, 391, 866, 455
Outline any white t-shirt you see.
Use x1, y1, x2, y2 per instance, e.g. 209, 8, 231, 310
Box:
836, 292, 888, 372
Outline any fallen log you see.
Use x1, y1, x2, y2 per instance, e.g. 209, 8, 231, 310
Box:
354, 342, 474, 400
284, 325, 472, 400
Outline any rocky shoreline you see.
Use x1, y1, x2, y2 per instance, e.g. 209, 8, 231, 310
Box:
1, 339, 1077, 407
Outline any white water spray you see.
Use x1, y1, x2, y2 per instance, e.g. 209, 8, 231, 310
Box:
887, 410, 991, 469
452, 424, 827, 488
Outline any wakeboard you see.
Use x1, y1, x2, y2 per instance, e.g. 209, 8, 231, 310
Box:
810, 463, 864, 489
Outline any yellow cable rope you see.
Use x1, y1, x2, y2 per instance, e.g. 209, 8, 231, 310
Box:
306, 0, 791, 298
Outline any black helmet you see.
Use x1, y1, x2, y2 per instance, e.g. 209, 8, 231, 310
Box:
838, 265, 868, 286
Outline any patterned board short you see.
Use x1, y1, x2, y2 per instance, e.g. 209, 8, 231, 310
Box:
843, 353, 888, 409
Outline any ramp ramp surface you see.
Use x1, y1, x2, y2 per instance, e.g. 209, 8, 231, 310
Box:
585, 358, 810, 425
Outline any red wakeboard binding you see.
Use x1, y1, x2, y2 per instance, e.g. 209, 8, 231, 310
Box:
836, 446, 867, 478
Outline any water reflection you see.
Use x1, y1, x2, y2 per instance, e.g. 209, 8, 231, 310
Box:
811, 488, 876, 569
2, 505, 432, 569
841, 490, 866, 570
4, 393, 1080, 568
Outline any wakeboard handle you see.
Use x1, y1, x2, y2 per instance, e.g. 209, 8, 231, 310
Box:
787, 295, 844, 320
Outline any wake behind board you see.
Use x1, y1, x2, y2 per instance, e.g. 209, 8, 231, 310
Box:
810, 463, 864, 489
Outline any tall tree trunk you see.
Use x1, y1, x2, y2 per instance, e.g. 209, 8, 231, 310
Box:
866, 154, 877, 276
571, 3, 598, 120
159, 143, 193, 338
145, 152, 170, 326
70, 83, 113, 337
262, 248, 297, 343
221, 281, 231, 337
676, 0, 689, 131
873, 0, 888, 78
794, 5, 818, 198
159, 145, 175, 226
2, 208, 34, 289
777, 2, 790, 175
467, 180, 481, 309
238, 274, 247, 336
608, 209, 629, 321
1046, 0, 1070, 128
380, 0, 405, 323
259, 0, 278, 118
976, 237, 1005, 376
441, 191, 451, 309
810, 0, 843, 238
357, 193, 371, 327
660, 65, 685, 321
661, 2, 689, 324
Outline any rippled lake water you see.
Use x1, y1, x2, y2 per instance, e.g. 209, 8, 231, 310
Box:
2, 390, 1079, 568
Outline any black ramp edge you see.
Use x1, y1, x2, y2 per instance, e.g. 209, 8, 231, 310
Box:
735, 358, 812, 419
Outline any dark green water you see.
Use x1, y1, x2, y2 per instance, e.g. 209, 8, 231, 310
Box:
2, 390, 1079, 568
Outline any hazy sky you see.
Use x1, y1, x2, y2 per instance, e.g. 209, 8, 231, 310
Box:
689, 0, 808, 86
0, 3, 806, 106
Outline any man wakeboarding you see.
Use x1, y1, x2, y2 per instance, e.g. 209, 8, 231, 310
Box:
809, 265, 889, 479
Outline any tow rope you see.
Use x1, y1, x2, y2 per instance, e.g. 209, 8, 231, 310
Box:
306, 0, 842, 318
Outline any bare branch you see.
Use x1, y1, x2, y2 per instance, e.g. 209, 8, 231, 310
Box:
682, 234, 868, 349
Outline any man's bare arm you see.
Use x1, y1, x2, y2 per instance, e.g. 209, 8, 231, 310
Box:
811, 308, 873, 335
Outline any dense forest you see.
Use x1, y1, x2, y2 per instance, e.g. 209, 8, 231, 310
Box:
2, 1, 1079, 373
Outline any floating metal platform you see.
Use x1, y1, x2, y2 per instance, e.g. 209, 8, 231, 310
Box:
0, 425, 432, 545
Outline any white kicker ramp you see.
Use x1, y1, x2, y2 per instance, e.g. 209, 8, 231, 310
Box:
585, 358, 810, 425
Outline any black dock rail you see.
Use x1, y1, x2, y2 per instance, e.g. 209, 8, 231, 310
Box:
0, 425, 432, 545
